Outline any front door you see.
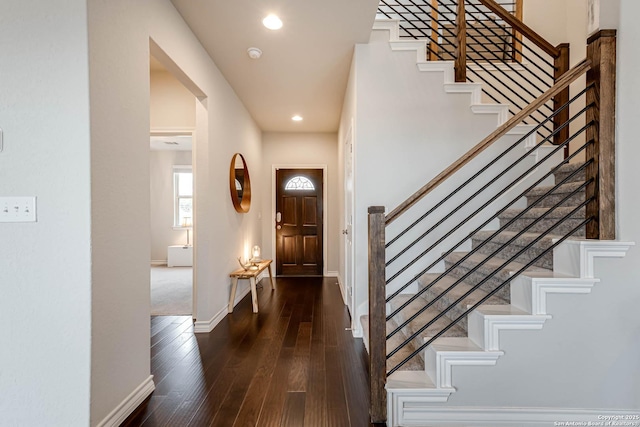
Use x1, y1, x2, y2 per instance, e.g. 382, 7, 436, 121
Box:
275, 169, 323, 276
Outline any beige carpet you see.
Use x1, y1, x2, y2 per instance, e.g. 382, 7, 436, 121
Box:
150, 266, 192, 315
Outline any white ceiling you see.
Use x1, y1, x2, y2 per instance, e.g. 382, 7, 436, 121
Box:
170, 0, 379, 133
150, 135, 192, 151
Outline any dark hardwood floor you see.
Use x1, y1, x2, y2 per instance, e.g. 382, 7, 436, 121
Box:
123, 277, 382, 427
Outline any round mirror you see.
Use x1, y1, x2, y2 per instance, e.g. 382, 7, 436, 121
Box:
230, 153, 251, 213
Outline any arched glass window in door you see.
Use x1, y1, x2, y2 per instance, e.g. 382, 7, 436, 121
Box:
284, 176, 315, 190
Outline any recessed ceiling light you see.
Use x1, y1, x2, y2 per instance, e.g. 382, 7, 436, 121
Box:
263, 14, 283, 30
292, 115, 303, 122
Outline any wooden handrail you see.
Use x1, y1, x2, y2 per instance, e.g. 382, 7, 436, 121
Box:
385, 59, 591, 225
476, 0, 560, 58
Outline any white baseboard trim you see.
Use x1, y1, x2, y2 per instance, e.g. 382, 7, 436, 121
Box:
194, 306, 228, 334
391, 406, 640, 427
96, 375, 155, 427
193, 273, 274, 334
193, 286, 251, 333
327, 270, 339, 278
334, 273, 346, 303
150, 260, 166, 266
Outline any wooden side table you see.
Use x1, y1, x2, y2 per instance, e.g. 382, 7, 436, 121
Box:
228, 259, 275, 313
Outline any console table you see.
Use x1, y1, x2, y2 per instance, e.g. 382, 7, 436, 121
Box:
228, 259, 275, 313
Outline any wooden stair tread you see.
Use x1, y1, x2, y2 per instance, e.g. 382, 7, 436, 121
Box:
500, 205, 585, 220
445, 251, 550, 275
472, 230, 560, 247
526, 180, 585, 198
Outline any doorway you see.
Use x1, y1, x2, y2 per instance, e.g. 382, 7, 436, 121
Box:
275, 168, 324, 276
149, 52, 197, 317
343, 122, 356, 323
149, 132, 194, 316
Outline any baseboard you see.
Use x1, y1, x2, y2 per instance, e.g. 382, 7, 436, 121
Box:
96, 375, 155, 427
326, 270, 339, 277
193, 286, 250, 333
150, 260, 166, 266
335, 273, 346, 303
391, 406, 640, 427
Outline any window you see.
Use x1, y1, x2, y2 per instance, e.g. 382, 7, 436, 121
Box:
284, 176, 315, 190
174, 166, 193, 227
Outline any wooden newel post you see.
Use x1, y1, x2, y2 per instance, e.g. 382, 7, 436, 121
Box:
511, 0, 523, 62
553, 43, 570, 154
585, 30, 617, 240
454, 0, 466, 82
428, 0, 439, 61
368, 206, 387, 423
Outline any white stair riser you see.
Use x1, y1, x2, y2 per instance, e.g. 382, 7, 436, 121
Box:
467, 310, 550, 351
510, 274, 598, 315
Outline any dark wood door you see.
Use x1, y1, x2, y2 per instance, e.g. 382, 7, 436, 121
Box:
275, 169, 323, 276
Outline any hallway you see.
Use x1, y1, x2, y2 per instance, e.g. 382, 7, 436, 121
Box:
123, 277, 378, 426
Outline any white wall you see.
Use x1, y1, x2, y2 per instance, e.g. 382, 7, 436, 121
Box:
346, 29, 507, 335
261, 132, 339, 274
150, 69, 196, 130
150, 150, 192, 262
523, 0, 589, 159
86, 0, 263, 422
88, 0, 154, 422
0, 1, 92, 425
22, 0, 264, 424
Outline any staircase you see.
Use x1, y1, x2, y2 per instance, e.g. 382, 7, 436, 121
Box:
365, 161, 586, 369
361, 3, 632, 425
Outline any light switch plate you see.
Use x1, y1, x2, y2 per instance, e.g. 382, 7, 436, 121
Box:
0, 197, 37, 222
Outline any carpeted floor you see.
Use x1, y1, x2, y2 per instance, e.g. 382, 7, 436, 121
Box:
150, 266, 192, 315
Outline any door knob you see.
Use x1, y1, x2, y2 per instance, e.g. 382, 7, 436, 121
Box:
277, 225, 282, 230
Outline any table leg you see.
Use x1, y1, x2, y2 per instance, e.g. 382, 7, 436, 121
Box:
267, 263, 275, 290
228, 277, 239, 313
250, 277, 258, 313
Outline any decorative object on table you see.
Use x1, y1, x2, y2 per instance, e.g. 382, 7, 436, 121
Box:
251, 245, 261, 262
229, 153, 251, 213
237, 256, 258, 271
181, 216, 192, 247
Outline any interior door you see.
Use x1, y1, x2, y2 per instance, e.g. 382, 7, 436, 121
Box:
275, 169, 323, 276
344, 126, 355, 318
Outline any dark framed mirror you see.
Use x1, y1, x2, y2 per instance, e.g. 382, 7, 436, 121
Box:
229, 153, 251, 213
